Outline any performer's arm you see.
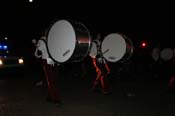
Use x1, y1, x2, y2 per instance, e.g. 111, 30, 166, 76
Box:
105, 62, 110, 74
92, 58, 101, 73
34, 40, 42, 58
34, 48, 41, 58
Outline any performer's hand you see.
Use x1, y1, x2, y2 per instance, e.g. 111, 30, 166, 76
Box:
107, 71, 110, 75
107, 69, 110, 73
47, 58, 55, 66
96, 69, 101, 74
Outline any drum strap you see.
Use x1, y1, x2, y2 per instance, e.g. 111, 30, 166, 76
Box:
93, 40, 102, 57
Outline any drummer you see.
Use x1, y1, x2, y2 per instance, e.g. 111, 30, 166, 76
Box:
35, 31, 62, 106
90, 33, 112, 95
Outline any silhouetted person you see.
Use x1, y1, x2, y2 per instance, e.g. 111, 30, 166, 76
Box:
32, 39, 44, 86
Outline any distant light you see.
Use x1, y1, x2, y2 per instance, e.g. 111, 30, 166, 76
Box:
0, 45, 2, 49
5, 37, 8, 40
19, 58, 24, 64
142, 42, 146, 47
141, 41, 147, 48
3, 45, 8, 50
0, 59, 3, 65
29, 0, 33, 2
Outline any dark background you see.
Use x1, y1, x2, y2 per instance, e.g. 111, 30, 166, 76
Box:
0, 0, 174, 57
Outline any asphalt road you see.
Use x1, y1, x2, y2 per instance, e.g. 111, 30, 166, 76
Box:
0, 67, 175, 116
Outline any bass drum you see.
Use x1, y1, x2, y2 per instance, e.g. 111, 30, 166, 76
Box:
160, 48, 173, 61
151, 47, 160, 62
101, 33, 134, 63
47, 20, 91, 63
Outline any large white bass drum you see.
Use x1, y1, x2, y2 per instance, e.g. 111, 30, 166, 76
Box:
47, 20, 91, 63
101, 33, 134, 63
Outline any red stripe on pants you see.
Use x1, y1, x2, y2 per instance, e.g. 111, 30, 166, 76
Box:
42, 59, 61, 101
92, 58, 111, 93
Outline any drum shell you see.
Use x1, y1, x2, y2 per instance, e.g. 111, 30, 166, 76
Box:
68, 21, 91, 62
119, 34, 134, 63
46, 20, 91, 63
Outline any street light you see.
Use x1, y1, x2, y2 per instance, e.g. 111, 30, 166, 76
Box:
29, 0, 33, 2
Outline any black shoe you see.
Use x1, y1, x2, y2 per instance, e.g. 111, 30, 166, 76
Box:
103, 91, 112, 95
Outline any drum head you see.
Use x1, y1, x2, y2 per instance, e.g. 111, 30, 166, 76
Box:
152, 48, 160, 61
160, 48, 173, 61
47, 20, 76, 63
101, 33, 127, 62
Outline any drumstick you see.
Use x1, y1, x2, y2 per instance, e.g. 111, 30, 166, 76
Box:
103, 49, 116, 60
102, 49, 109, 55
63, 49, 70, 56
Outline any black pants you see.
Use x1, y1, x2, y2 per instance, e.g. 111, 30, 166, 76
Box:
42, 59, 61, 102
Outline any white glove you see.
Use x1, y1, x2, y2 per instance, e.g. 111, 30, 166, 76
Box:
46, 58, 55, 66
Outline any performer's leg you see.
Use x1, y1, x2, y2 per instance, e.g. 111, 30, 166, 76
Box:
93, 71, 102, 91
46, 65, 61, 102
41, 60, 53, 101
169, 75, 175, 88
100, 73, 111, 94
42, 60, 61, 102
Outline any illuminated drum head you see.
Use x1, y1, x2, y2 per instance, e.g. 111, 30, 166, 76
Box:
47, 20, 76, 63
101, 33, 126, 62
160, 48, 173, 61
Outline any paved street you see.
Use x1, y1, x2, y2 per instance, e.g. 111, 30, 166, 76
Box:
0, 67, 175, 116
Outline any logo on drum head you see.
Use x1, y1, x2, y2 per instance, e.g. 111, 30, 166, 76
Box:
103, 49, 109, 55
63, 49, 70, 57
108, 56, 116, 60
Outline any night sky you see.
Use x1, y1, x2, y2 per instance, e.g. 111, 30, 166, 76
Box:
0, 0, 174, 56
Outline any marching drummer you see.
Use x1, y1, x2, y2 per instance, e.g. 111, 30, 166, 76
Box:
35, 32, 62, 106
90, 33, 112, 95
